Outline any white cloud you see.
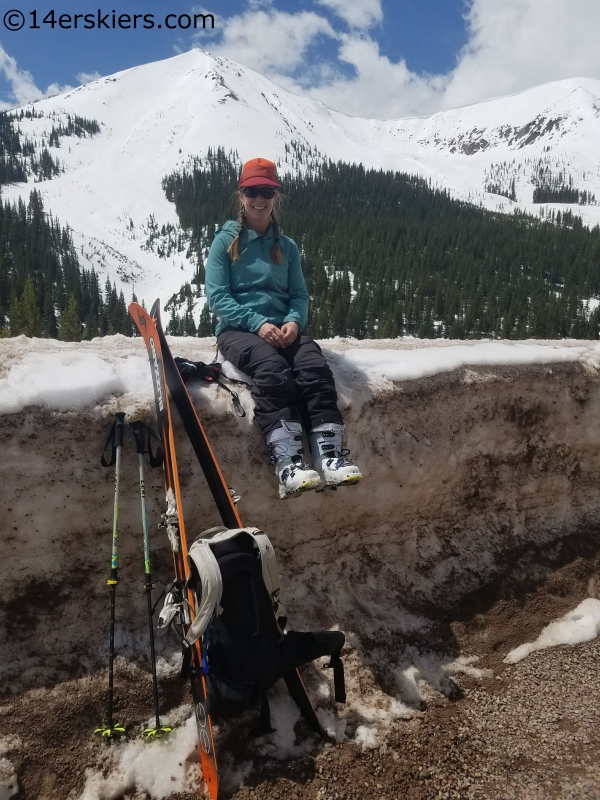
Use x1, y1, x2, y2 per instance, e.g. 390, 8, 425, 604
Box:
207, 0, 600, 119
316, 0, 383, 30
189, 5, 220, 39
209, 9, 336, 73
0, 45, 73, 109
76, 71, 103, 85
442, 0, 600, 109
246, 0, 275, 9
4, 0, 600, 118
307, 35, 446, 118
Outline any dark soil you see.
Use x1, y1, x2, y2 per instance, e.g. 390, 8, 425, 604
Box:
4, 550, 600, 800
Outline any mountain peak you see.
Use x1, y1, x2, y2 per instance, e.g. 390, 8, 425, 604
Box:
5, 51, 600, 304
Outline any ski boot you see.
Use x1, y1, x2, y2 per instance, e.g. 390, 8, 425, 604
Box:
267, 421, 321, 499
310, 423, 362, 488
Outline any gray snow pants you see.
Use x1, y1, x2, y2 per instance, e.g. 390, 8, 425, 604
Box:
217, 328, 343, 435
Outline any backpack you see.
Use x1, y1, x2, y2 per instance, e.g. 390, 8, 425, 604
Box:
159, 526, 345, 727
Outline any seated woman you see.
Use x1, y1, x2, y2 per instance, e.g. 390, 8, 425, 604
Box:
205, 157, 362, 499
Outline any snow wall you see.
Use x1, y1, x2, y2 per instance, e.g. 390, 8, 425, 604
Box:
2, 335, 600, 695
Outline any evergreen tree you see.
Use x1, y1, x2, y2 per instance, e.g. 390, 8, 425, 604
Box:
166, 309, 182, 336
42, 286, 58, 337
183, 295, 197, 336
83, 308, 99, 340
58, 294, 82, 341
197, 304, 213, 337
10, 276, 42, 337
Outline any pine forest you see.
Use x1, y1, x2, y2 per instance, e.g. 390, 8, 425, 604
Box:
2, 123, 600, 341
0, 111, 134, 340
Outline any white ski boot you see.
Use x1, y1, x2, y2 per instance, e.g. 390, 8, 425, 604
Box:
310, 423, 362, 487
267, 421, 321, 499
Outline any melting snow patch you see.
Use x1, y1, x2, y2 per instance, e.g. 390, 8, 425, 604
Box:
155, 651, 183, 680
0, 351, 151, 414
445, 655, 494, 680
79, 712, 200, 800
0, 758, 18, 800
0, 737, 20, 759
0, 736, 20, 800
355, 725, 380, 750
504, 598, 600, 664
0, 336, 599, 416
344, 342, 582, 383
255, 681, 307, 760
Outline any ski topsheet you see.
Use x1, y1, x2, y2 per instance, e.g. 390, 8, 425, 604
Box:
150, 300, 326, 739
129, 302, 219, 800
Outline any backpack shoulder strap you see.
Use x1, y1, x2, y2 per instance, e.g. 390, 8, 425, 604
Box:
184, 539, 223, 647
244, 527, 287, 626
184, 527, 255, 647
184, 527, 286, 647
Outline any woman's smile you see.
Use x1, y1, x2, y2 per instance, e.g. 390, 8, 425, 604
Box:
240, 189, 275, 234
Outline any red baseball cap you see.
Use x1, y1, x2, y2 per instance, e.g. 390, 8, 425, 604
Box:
239, 157, 281, 188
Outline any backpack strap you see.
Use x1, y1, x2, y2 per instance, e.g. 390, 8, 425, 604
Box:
183, 527, 286, 647
326, 648, 346, 703
174, 356, 246, 417
183, 540, 223, 649
183, 527, 251, 648
243, 527, 287, 630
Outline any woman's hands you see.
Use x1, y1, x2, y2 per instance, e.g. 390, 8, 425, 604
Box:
258, 322, 286, 347
258, 321, 299, 347
281, 321, 299, 345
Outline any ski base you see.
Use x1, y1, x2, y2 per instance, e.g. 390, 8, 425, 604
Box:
130, 301, 219, 799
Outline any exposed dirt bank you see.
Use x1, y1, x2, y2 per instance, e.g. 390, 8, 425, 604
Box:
3, 361, 600, 686
2, 359, 600, 797
3, 550, 600, 800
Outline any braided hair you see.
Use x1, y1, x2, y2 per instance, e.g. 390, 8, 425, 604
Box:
227, 200, 283, 265
227, 203, 246, 262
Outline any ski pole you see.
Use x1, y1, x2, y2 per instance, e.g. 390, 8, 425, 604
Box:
131, 420, 171, 739
95, 411, 126, 739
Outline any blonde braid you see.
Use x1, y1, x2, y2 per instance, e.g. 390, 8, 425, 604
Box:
227, 203, 246, 262
270, 211, 282, 265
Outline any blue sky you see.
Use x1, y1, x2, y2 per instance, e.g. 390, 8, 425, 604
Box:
1, 0, 599, 118
0, 0, 467, 94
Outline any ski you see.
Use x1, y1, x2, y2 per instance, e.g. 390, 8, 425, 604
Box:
129, 302, 219, 800
150, 299, 326, 739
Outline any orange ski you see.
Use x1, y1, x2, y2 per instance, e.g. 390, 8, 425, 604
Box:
130, 301, 219, 799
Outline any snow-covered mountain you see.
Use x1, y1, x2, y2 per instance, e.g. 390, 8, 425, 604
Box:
4, 49, 600, 305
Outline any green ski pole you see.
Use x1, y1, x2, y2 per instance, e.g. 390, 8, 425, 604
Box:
131, 420, 171, 739
96, 411, 126, 739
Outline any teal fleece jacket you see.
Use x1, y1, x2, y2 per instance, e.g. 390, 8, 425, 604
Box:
205, 220, 309, 336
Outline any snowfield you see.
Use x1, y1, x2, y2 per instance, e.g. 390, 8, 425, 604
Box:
1, 334, 599, 416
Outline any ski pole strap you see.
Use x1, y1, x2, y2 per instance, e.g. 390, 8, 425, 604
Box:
130, 420, 164, 467
101, 412, 126, 467
216, 381, 245, 417
174, 356, 246, 417
214, 348, 253, 387
326, 649, 346, 704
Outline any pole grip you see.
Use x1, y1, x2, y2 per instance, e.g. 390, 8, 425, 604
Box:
130, 419, 147, 455
114, 412, 126, 449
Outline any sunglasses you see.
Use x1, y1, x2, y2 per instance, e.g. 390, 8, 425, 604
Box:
241, 186, 277, 199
